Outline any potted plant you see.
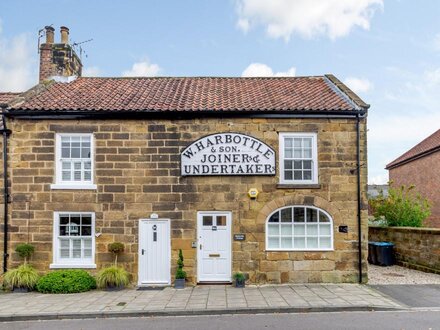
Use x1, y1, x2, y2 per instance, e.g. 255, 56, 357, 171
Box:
174, 249, 186, 289
3, 243, 39, 292
96, 242, 130, 291
233, 272, 245, 288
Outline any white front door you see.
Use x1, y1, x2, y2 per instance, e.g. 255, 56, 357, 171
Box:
197, 211, 232, 282
138, 219, 170, 286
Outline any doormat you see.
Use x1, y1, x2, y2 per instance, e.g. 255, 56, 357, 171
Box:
137, 287, 165, 291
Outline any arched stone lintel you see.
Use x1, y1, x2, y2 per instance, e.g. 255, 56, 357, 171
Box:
257, 194, 341, 225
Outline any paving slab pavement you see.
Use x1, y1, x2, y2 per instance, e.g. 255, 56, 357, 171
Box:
0, 284, 403, 321
370, 284, 440, 308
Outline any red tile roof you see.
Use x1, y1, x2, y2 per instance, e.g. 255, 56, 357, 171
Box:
0, 92, 19, 105
0, 93, 20, 130
9, 76, 367, 113
386, 129, 440, 169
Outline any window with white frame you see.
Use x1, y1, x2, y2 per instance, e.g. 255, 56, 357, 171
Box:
52, 134, 96, 189
51, 212, 96, 268
279, 133, 318, 184
266, 206, 333, 251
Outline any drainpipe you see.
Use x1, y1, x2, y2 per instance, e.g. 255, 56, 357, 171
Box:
356, 114, 362, 283
2, 114, 11, 273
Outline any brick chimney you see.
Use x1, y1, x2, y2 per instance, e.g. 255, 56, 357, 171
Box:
39, 26, 82, 82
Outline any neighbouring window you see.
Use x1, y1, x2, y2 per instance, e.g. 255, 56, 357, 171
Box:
279, 132, 318, 184
51, 212, 95, 268
53, 133, 95, 189
266, 206, 333, 251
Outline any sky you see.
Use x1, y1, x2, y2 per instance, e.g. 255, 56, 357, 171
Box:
0, 0, 439, 184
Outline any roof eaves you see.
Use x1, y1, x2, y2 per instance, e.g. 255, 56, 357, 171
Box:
7, 80, 56, 110
386, 145, 440, 170
324, 74, 370, 112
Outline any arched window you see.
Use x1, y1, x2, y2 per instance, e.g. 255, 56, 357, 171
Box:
266, 206, 333, 251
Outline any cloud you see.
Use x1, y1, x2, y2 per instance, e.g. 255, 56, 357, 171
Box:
343, 77, 373, 93
369, 173, 388, 185
122, 59, 161, 77
424, 68, 440, 85
235, 0, 383, 41
242, 63, 296, 77
369, 66, 440, 146
82, 66, 101, 77
0, 19, 37, 92
367, 65, 440, 184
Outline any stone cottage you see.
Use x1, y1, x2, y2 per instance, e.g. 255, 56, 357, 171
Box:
0, 26, 369, 285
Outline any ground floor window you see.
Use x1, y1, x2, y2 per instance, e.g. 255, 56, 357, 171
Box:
50, 212, 96, 268
266, 205, 333, 251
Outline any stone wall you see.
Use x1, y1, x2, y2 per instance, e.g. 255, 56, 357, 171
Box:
4, 116, 368, 283
389, 152, 440, 228
369, 226, 440, 273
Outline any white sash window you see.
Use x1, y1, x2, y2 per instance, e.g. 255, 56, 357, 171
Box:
279, 132, 318, 184
51, 212, 96, 268
51, 133, 96, 190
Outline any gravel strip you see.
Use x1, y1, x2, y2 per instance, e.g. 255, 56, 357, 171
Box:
368, 264, 440, 285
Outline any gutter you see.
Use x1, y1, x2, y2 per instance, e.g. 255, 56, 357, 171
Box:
356, 114, 363, 283
5, 109, 367, 120
0, 112, 11, 273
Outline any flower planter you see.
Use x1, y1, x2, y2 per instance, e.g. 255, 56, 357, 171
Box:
234, 279, 245, 288
174, 278, 185, 289
105, 284, 125, 291
13, 286, 30, 293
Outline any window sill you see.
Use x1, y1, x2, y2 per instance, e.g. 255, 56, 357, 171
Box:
277, 184, 321, 189
50, 184, 97, 190
50, 263, 96, 269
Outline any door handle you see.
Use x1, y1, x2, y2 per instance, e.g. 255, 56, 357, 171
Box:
142, 249, 145, 255
199, 244, 202, 250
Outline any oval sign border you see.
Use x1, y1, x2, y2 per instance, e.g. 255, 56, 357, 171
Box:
180, 132, 276, 177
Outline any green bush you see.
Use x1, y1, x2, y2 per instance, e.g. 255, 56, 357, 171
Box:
108, 242, 125, 266
96, 266, 130, 289
15, 244, 35, 264
175, 249, 186, 280
175, 268, 187, 280
370, 184, 431, 227
108, 242, 125, 255
233, 272, 245, 281
36, 270, 96, 294
3, 264, 39, 290
177, 249, 184, 269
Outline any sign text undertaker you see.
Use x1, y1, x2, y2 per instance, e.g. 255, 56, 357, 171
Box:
181, 133, 276, 176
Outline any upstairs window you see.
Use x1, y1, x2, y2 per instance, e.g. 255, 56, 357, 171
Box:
52, 133, 96, 189
266, 206, 333, 251
279, 133, 318, 184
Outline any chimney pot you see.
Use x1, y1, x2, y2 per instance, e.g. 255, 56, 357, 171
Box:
60, 26, 69, 44
45, 26, 55, 44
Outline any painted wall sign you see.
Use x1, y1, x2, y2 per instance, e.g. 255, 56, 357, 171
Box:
181, 133, 276, 176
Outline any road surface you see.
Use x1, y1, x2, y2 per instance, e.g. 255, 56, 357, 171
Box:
1, 310, 439, 330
